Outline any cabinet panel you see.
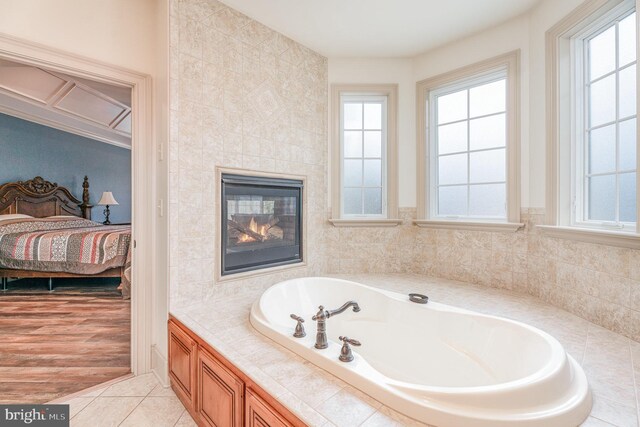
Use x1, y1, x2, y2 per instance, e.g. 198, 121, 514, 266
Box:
197, 348, 244, 427
246, 388, 293, 427
168, 320, 197, 408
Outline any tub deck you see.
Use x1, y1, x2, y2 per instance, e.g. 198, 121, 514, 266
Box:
171, 274, 640, 427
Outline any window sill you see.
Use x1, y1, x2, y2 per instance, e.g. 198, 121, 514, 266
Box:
413, 220, 524, 232
536, 225, 640, 249
328, 218, 403, 228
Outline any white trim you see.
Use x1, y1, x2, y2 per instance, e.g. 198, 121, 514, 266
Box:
428, 71, 508, 220
416, 50, 521, 226
569, 2, 637, 230
339, 94, 388, 218
545, 0, 639, 227
413, 220, 524, 232
151, 344, 169, 387
537, 225, 640, 248
328, 218, 403, 227
330, 84, 399, 224
0, 32, 156, 376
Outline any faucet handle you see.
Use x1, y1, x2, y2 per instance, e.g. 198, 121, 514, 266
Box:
290, 314, 306, 338
339, 336, 361, 346
290, 314, 304, 323
338, 336, 361, 362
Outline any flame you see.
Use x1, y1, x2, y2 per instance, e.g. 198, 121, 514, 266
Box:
237, 217, 269, 243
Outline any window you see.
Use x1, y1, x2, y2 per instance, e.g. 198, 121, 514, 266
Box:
416, 51, 521, 231
330, 85, 400, 226
575, 8, 636, 229
545, 0, 639, 246
431, 74, 508, 219
342, 96, 387, 216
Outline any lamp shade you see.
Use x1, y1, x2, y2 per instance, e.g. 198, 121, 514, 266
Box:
98, 191, 119, 206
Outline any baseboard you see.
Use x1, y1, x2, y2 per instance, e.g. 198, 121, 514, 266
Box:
151, 344, 169, 386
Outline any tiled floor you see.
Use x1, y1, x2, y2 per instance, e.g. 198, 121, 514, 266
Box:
57, 373, 195, 427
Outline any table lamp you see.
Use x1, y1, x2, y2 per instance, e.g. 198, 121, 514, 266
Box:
98, 191, 119, 225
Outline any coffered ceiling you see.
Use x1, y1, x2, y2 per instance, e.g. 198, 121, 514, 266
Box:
0, 59, 131, 149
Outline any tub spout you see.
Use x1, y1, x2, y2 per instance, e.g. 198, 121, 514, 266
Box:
328, 301, 360, 317
312, 301, 360, 349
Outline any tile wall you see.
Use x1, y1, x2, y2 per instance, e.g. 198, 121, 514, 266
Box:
169, 0, 639, 343
326, 208, 640, 342
169, 0, 328, 305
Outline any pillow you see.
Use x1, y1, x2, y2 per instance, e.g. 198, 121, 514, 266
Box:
0, 214, 34, 223
47, 215, 78, 219
0, 214, 34, 220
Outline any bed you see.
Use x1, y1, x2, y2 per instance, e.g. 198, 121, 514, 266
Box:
0, 176, 132, 298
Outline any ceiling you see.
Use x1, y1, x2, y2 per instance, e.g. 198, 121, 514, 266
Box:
221, 0, 541, 57
0, 59, 131, 149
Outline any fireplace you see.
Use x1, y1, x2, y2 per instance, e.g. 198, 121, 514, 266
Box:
221, 174, 303, 275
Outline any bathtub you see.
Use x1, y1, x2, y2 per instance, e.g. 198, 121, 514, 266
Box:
249, 277, 592, 427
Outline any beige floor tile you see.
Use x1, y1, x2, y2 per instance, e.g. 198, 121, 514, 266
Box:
101, 373, 159, 397
590, 395, 638, 427
316, 388, 380, 427
584, 364, 637, 408
275, 389, 331, 426
82, 386, 108, 397
148, 384, 177, 397
286, 371, 344, 409
119, 396, 185, 427
631, 341, 640, 373
360, 405, 429, 426
174, 410, 198, 427
59, 397, 95, 418
581, 416, 617, 426
71, 396, 143, 427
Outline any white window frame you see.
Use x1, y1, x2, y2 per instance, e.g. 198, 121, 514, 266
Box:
428, 71, 509, 221
329, 84, 400, 227
415, 51, 522, 232
340, 94, 388, 219
542, 0, 640, 248
572, 5, 637, 230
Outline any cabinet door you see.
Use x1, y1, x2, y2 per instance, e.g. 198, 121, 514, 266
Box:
245, 388, 293, 427
197, 348, 244, 427
168, 321, 197, 408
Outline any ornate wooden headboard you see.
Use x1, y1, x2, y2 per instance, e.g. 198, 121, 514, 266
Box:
0, 176, 93, 219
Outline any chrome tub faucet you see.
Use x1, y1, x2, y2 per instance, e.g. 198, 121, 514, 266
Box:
312, 301, 360, 349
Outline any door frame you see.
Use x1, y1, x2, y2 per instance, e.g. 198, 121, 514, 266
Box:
0, 32, 155, 375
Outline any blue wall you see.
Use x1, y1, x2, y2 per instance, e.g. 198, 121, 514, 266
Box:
0, 113, 131, 223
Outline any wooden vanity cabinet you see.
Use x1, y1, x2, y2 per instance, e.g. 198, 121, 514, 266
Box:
168, 320, 197, 408
197, 348, 244, 427
168, 317, 306, 427
245, 388, 293, 427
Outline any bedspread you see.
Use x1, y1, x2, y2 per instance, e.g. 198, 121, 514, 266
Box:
0, 217, 132, 298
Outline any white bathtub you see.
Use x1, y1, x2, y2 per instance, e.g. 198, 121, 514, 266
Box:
249, 277, 591, 427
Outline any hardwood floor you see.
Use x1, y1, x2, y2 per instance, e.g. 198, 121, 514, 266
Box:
0, 278, 131, 403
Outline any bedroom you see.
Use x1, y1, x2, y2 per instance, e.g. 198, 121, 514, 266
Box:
0, 59, 135, 403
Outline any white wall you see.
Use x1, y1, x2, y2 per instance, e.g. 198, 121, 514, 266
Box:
413, 14, 531, 207
0, 0, 169, 381
327, 0, 587, 210
328, 57, 416, 207
0, 0, 157, 76
526, 0, 588, 207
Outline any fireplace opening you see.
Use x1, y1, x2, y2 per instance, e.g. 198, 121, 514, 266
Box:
221, 174, 303, 275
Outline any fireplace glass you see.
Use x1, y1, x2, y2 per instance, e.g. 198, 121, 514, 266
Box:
221, 174, 303, 275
